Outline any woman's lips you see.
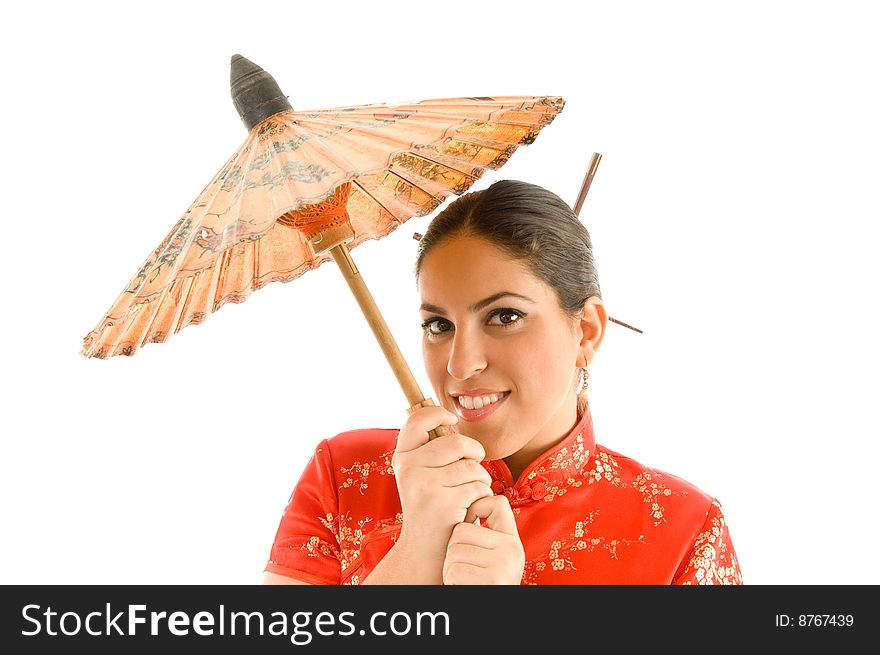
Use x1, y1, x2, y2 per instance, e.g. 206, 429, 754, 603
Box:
452, 391, 510, 422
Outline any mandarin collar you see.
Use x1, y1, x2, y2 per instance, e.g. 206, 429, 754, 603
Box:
482, 401, 596, 507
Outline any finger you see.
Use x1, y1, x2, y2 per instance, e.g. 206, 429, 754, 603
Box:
406, 433, 487, 468
448, 521, 501, 550
451, 481, 494, 512
443, 562, 487, 586
463, 495, 518, 536
439, 458, 493, 489
395, 406, 459, 454
444, 541, 494, 568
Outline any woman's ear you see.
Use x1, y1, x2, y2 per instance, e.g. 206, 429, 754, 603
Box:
575, 296, 607, 367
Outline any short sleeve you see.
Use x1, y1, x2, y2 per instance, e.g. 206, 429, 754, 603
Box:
672, 499, 743, 585
264, 439, 343, 584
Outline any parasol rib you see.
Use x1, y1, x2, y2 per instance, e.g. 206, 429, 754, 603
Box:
82, 55, 565, 443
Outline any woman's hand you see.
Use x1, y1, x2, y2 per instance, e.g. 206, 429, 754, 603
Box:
442, 494, 526, 585
391, 405, 494, 571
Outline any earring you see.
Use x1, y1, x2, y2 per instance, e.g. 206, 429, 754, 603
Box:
578, 367, 589, 398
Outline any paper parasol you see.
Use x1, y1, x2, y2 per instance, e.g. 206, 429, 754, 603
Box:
81, 55, 564, 430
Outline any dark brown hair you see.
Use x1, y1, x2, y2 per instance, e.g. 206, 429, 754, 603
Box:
415, 179, 601, 314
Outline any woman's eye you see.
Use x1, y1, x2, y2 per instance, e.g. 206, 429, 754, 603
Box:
421, 318, 452, 335
487, 309, 525, 326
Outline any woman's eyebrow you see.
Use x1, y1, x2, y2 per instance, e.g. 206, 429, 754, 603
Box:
419, 291, 536, 315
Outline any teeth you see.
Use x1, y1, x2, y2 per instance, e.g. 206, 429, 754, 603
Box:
458, 392, 506, 411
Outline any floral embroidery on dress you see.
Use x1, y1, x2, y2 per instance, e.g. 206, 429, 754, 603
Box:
288, 513, 342, 565
527, 433, 590, 480
523, 432, 590, 503
338, 448, 395, 495
300, 535, 340, 560
298, 509, 405, 577
523, 510, 649, 584
342, 517, 404, 586
678, 500, 742, 585
583, 453, 685, 526
587, 450, 622, 485
633, 470, 686, 527
298, 511, 374, 571
336, 512, 377, 570
337, 511, 404, 578
317, 512, 338, 542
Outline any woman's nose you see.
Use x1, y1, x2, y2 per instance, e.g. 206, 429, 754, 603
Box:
446, 330, 487, 380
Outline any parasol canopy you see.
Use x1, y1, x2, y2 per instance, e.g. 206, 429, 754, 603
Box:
81, 55, 565, 360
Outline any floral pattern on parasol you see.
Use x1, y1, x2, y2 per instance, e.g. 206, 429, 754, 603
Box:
82, 56, 563, 359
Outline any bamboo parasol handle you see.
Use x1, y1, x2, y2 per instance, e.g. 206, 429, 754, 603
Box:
328, 243, 449, 440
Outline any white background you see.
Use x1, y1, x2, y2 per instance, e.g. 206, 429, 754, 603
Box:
2, 1, 877, 585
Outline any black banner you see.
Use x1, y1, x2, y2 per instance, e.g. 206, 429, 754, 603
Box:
1, 585, 870, 652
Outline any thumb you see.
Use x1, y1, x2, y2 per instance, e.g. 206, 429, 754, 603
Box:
463, 495, 518, 536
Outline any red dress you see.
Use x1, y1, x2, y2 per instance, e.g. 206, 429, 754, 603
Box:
265, 404, 742, 585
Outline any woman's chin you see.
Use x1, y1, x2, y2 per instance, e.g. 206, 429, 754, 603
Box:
468, 432, 517, 463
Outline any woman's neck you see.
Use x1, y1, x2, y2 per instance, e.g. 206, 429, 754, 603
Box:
502, 397, 584, 482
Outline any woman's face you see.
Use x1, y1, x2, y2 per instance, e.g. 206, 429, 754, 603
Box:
417, 235, 586, 472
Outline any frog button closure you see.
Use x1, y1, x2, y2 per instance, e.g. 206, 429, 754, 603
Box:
531, 482, 547, 500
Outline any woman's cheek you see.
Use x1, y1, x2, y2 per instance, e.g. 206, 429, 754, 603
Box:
423, 347, 448, 391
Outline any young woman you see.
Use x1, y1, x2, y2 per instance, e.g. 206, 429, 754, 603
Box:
262, 179, 742, 585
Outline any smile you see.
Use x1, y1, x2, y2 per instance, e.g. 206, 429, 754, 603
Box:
457, 392, 507, 410
452, 391, 510, 421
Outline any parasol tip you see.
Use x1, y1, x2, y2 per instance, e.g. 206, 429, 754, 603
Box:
230, 54, 293, 131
